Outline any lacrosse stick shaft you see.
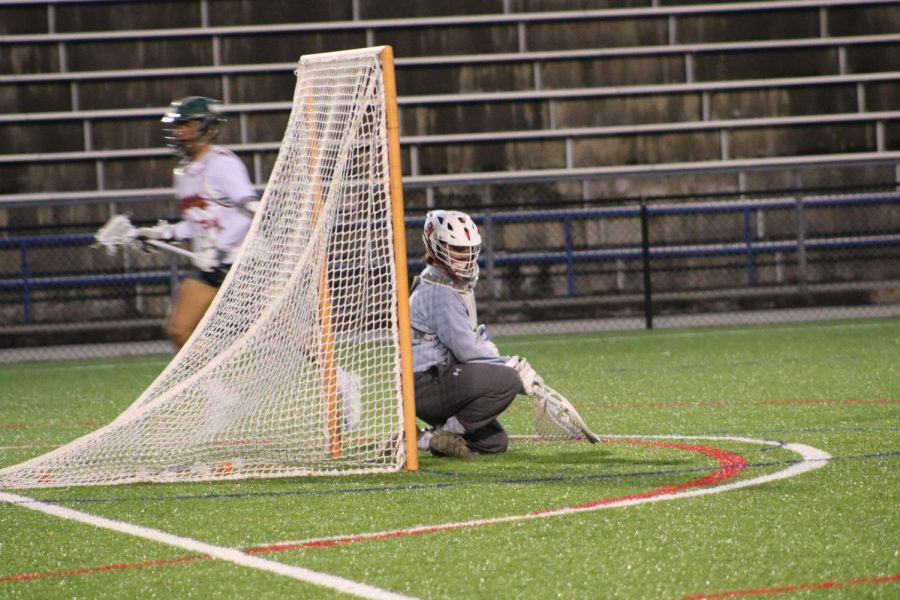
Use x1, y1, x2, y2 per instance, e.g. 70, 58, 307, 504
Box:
144, 239, 204, 261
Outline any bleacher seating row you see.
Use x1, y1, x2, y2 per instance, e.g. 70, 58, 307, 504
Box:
2, 0, 899, 203
1, 0, 898, 346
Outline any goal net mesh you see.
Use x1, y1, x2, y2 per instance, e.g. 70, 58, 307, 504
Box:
0, 47, 407, 489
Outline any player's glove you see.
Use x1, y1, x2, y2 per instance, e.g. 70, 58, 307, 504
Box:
185, 245, 221, 272
505, 356, 544, 396
239, 196, 261, 216
476, 324, 500, 357
130, 220, 175, 253
133, 220, 174, 240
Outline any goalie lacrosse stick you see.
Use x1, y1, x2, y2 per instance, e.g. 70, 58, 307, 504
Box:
531, 382, 600, 444
93, 214, 204, 261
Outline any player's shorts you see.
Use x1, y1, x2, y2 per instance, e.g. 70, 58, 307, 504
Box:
187, 264, 232, 288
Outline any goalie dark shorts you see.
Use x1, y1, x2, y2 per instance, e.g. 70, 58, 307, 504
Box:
414, 362, 520, 454
187, 264, 232, 288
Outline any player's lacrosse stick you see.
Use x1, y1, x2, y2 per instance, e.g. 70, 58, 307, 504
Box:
530, 382, 600, 443
93, 214, 203, 261
94, 214, 134, 254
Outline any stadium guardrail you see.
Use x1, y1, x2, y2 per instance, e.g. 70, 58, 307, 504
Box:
3, 190, 898, 331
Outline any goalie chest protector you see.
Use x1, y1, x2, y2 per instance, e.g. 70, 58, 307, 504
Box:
416, 266, 479, 331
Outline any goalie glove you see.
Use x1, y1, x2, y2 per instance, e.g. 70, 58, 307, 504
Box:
505, 356, 543, 396
476, 324, 500, 357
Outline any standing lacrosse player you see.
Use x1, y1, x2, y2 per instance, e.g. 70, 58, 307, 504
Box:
135, 96, 258, 347
410, 210, 543, 458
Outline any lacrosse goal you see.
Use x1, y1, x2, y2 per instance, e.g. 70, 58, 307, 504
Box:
0, 46, 418, 489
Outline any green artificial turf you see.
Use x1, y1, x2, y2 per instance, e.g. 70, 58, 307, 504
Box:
1, 318, 897, 599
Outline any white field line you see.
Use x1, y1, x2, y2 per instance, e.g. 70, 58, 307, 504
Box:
0, 490, 416, 600
259, 435, 831, 549
0, 435, 829, 595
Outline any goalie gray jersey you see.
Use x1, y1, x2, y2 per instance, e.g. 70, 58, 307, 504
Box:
409, 266, 509, 373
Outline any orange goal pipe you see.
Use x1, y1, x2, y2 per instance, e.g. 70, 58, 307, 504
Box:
320, 267, 341, 459
380, 46, 418, 471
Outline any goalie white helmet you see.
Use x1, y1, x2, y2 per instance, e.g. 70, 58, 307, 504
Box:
423, 210, 481, 284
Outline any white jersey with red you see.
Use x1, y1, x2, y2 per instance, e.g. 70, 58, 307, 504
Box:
170, 145, 257, 268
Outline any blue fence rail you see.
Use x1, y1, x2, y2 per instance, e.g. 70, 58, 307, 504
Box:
3, 192, 899, 325
428, 192, 900, 297
0, 233, 179, 324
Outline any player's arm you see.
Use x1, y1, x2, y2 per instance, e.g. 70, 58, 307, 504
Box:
432, 290, 507, 365
472, 322, 541, 393
218, 153, 259, 217
238, 196, 261, 217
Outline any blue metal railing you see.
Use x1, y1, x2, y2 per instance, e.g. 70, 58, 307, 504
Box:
0, 234, 177, 324
409, 192, 900, 297
3, 192, 899, 325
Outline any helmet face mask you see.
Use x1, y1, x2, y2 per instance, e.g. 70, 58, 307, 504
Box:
161, 96, 225, 157
423, 210, 481, 285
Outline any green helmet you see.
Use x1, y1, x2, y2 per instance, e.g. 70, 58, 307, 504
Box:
161, 96, 225, 154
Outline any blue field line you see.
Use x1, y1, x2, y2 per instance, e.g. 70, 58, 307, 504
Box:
10, 449, 894, 508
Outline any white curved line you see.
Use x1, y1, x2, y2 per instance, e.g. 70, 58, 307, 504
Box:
594, 435, 831, 506
266, 435, 831, 548
0, 436, 828, 598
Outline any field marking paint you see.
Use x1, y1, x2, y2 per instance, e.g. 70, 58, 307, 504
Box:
1, 556, 203, 583
0, 436, 829, 590
0, 490, 415, 600
680, 572, 900, 599
250, 436, 828, 553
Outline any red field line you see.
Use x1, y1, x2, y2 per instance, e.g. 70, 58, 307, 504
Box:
248, 440, 746, 553
2, 439, 741, 584
680, 572, 900, 599
0, 556, 200, 583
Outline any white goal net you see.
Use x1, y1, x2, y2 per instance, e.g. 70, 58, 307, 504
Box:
0, 46, 414, 489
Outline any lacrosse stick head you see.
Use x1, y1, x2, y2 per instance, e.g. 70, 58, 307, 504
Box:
532, 383, 600, 444
94, 214, 135, 254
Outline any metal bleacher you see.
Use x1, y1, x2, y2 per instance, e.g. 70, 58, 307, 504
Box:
2, 0, 900, 204
1, 0, 899, 349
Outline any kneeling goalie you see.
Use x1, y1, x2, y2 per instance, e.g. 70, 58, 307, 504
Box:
410, 210, 545, 458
